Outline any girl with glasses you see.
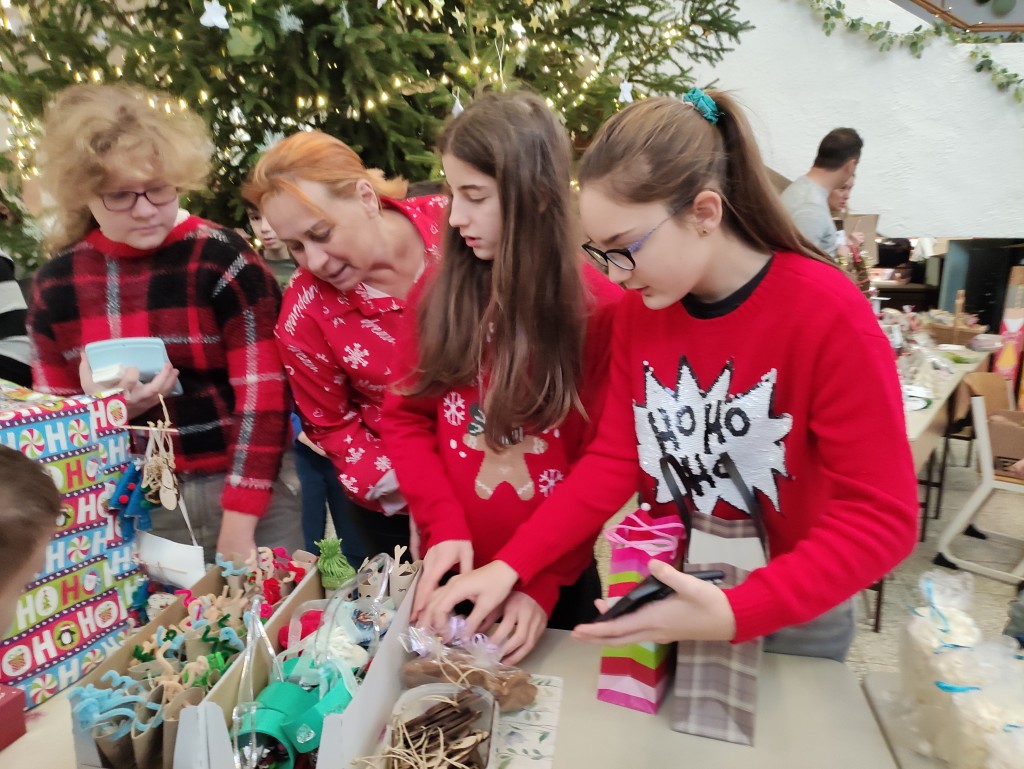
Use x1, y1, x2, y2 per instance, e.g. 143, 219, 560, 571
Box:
423, 91, 917, 662
28, 83, 301, 563
380, 91, 622, 664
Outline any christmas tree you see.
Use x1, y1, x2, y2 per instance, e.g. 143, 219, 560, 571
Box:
0, 0, 750, 261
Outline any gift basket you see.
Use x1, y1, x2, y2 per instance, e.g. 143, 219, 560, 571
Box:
68, 547, 318, 769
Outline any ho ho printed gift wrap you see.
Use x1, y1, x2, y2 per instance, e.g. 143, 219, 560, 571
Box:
597, 504, 685, 714
0, 381, 137, 708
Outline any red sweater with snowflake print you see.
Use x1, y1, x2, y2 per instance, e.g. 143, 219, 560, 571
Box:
490, 251, 919, 642
275, 195, 448, 511
380, 264, 623, 614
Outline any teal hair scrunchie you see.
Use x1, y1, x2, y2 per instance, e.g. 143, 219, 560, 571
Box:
683, 88, 719, 125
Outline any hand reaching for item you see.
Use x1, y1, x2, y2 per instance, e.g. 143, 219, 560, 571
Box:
216, 510, 258, 564
488, 591, 546, 665
419, 560, 519, 638
80, 357, 180, 419
410, 539, 474, 623
571, 559, 737, 646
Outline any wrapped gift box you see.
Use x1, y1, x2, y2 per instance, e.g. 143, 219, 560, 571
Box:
0, 381, 137, 708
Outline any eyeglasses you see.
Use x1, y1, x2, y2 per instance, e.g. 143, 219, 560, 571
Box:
582, 211, 677, 272
100, 185, 178, 212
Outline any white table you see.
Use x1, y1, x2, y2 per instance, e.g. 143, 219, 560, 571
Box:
525, 630, 898, 769
4, 631, 899, 769
904, 359, 988, 474
862, 671, 945, 769
0, 693, 74, 769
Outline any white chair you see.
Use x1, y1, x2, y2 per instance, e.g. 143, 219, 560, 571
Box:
935, 394, 1024, 584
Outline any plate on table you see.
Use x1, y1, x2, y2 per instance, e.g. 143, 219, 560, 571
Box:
903, 385, 934, 401
904, 396, 931, 412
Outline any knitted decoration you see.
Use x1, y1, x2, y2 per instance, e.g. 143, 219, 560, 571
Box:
315, 537, 355, 591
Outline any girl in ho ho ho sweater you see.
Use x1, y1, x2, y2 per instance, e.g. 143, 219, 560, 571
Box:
381, 91, 622, 664
423, 91, 917, 662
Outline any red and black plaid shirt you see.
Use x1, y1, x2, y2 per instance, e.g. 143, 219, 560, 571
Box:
28, 215, 289, 517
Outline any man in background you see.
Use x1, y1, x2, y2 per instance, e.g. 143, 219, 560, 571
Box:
781, 128, 863, 257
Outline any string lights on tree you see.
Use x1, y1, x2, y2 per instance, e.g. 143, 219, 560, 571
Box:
0, 0, 749, 252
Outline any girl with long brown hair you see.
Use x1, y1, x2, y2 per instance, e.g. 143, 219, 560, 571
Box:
380, 91, 621, 664
424, 91, 917, 662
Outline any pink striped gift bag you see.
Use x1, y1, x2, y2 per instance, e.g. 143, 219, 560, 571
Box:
597, 504, 685, 713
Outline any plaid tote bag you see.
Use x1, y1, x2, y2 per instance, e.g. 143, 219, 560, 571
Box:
660, 454, 768, 746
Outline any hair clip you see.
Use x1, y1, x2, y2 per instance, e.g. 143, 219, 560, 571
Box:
682, 87, 719, 125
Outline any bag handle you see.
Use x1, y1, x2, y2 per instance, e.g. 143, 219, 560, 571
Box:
658, 452, 769, 564
719, 452, 769, 561
614, 514, 686, 535
659, 455, 695, 562
604, 528, 682, 556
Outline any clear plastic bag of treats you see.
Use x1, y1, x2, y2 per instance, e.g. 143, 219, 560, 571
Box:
901, 571, 981, 704
947, 645, 1024, 769
984, 724, 1024, 769
399, 625, 537, 713
924, 640, 1016, 763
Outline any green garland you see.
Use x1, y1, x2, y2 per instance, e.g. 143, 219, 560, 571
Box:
799, 0, 1024, 104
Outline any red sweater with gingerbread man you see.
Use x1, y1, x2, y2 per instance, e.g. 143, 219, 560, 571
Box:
381, 264, 622, 614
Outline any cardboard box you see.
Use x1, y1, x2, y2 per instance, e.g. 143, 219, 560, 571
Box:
71, 567, 231, 769
989, 410, 1024, 478
0, 382, 136, 709
174, 572, 417, 769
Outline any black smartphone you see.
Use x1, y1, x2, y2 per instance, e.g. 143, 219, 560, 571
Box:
592, 569, 726, 623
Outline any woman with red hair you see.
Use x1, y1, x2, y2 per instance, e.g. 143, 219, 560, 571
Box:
245, 132, 447, 556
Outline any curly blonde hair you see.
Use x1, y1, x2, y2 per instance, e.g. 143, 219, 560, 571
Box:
37, 83, 213, 253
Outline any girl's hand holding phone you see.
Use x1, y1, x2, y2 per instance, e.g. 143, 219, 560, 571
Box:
572, 559, 737, 646
80, 358, 181, 419
410, 538, 475, 623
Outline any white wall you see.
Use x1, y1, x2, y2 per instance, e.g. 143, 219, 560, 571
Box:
687, 0, 1024, 238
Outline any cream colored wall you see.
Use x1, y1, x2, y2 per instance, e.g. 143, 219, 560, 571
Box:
687, 0, 1024, 238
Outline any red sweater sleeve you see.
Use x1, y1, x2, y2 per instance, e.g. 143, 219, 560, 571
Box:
28, 278, 82, 396
275, 279, 391, 510
724, 317, 917, 641
215, 254, 290, 516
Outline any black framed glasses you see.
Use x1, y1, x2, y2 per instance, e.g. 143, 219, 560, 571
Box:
100, 185, 178, 212
582, 211, 678, 271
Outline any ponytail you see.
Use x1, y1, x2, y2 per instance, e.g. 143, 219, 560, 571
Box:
578, 93, 835, 268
